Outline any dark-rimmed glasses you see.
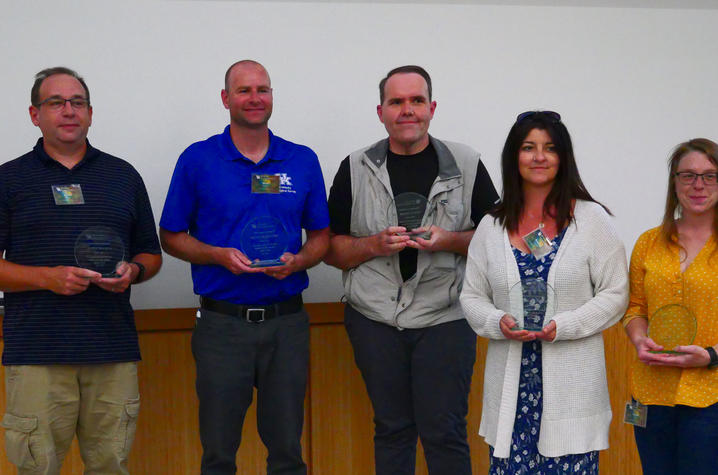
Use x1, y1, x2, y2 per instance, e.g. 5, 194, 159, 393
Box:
36, 96, 90, 111
675, 171, 718, 186
516, 110, 561, 123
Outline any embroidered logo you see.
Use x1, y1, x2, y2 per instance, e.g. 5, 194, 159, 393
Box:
278, 173, 295, 193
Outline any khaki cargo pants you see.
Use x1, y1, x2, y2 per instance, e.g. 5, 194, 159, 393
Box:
2, 363, 140, 475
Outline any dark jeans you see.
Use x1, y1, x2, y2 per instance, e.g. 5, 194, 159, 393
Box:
633, 401, 718, 475
345, 304, 476, 475
192, 307, 309, 475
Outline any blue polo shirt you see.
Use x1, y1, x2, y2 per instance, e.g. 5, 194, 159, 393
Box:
0, 139, 161, 365
160, 126, 329, 305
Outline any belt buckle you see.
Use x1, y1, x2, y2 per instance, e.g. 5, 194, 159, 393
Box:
246, 308, 265, 323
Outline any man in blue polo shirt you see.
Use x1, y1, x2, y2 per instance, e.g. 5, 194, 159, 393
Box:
0, 67, 162, 474
160, 60, 329, 475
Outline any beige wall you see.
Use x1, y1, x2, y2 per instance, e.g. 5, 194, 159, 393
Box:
0, 303, 641, 474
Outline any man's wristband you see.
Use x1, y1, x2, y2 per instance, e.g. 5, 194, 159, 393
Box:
130, 261, 146, 284
705, 346, 718, 369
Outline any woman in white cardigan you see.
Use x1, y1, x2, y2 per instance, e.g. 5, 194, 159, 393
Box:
460, 111, 629, 474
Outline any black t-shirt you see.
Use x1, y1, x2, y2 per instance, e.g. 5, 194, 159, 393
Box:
327, 142, 499, 281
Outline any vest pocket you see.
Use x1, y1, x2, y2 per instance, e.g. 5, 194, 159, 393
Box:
2, 413, 39, 469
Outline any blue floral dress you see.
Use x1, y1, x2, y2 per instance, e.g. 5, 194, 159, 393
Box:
489, 229, 599, 475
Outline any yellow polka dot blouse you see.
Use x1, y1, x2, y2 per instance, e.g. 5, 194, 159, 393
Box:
623, 226, 718, 407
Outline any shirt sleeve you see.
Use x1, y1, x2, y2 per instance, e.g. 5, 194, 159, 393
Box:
460, 216, 507, 340
551, 208, 630, 341
0, 168, 9, 252
470, 160, 500, 227
300, 150, 330, 231
327, 156, 352, 235
159, 151, 196, 233
622, 231, 651, 327
130, 174, 161, 257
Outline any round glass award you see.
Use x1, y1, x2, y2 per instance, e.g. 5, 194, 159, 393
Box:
509, 277, 556, 331
647, 304, 697, 354
240, 216, 290, 268
387, 192, 433, 240
74, 226, 125, 277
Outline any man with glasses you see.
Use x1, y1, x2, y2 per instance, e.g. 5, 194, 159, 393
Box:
0, 66, 162, 474
324, 65, 499, 474
160, 60, 329, 474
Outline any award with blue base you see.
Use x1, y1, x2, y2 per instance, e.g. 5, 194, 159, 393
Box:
240, 216, 290, 268
74, 226, 125, 277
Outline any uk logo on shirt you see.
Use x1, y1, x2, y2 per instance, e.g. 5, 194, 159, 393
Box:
278, 173, 295, 193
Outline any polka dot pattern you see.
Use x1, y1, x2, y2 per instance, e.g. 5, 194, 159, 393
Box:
623, 226, 718, 407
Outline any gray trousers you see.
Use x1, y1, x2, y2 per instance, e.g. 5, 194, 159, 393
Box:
192, 307, 309, 475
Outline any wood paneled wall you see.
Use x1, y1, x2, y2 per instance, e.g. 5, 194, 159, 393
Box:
0, 303, 641, 474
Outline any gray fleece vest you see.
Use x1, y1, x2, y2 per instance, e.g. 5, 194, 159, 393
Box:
343, 136, 480, 329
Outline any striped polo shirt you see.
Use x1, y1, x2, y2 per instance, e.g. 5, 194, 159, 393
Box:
0, 139, 161, 365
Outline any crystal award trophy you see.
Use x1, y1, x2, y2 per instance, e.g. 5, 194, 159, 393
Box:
647, 304, 697, 354
240, 216, 290, 268
509, 277, 556, 331
74, 226, 125, 277
387, 192, 433, 240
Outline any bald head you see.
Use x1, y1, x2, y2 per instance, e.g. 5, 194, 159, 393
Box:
224, 60, 270, 91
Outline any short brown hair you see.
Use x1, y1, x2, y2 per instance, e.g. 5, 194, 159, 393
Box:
31, 67, 90, 106
378, 65, 432, 104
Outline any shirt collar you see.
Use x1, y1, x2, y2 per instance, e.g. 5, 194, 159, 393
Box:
33, 137, 100, 168
220, 125, 284, 163
364, 135, 461, 179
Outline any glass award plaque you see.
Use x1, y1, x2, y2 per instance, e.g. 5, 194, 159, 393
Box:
387, 192, 433, 240
74, 226, 125, 277
240, 216, 290, 268
647, 304, 697, 354
509, 277, 555, 331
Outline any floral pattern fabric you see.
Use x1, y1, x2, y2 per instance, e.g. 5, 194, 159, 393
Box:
489, 229, 599, 475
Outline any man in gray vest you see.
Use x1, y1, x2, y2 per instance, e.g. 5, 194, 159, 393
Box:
324, 65, 499, 474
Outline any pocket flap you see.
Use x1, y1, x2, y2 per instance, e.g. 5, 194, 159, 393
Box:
1, 413, 38, 433
124, 399, 140, 418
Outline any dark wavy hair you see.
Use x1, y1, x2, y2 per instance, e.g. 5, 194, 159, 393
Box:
491, 111, 609, 232
660, 138, 718, 246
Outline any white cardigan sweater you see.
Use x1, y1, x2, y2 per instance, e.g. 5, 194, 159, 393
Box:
460, 200, 629, 458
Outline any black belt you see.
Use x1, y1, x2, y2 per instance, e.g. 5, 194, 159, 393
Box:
199, 295, 303, 323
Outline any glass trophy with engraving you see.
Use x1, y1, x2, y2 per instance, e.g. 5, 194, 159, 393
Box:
240, 216, 290, 268
647, 304, 697, 354
74, 226, 125, 277
387, 192, 434, 240
509, 277, 556, 331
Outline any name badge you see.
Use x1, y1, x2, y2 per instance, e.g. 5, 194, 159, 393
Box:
51, 184, 85, 205
251, 174, 280, 194
522, 225, 553, 258
623, 400, 647, 428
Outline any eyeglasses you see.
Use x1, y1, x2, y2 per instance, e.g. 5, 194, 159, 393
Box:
675, 171, 718, 186
516, 110, 561, 123
36, 96, 90, 110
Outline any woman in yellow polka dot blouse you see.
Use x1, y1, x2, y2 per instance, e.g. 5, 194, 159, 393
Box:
623, 138, 718, 475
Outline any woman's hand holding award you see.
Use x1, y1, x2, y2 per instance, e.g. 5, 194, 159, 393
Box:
647, 304, 697, 354
509, 277, 556, 332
